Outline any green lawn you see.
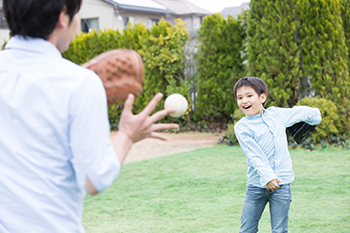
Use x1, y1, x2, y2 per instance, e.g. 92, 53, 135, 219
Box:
83, 145, 350, 232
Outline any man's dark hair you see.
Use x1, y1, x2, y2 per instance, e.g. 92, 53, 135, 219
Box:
233, 76, 269, 106
3, 0, 82, 39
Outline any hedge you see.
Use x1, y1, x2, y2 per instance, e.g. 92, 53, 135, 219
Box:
248, 0, 350, 136
195, 13, 245, 123
62, 19, 189, 128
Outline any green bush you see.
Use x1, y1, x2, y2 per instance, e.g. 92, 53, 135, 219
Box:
62, 19, 189, 128
340, 0, 350, 66
220, 109, 245, 146
238, 10, 249, 72
296, 0, 350, 117
63, 29, 123, 65
136, 19, 189, 117
248, 0, 350, 137
248, 0, 301, 107
195, 13, 245, 123
165, 78, 192, 122
297, 97, 341, 141
1, 40, 7, 50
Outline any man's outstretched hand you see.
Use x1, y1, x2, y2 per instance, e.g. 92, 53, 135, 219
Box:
114, 93, 178, 165
87, 93, 179, 195
118, 93, 179, 143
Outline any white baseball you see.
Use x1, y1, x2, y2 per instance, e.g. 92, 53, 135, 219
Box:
164, 94, 188, 118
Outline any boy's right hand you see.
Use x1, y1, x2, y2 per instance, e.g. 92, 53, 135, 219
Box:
266, 179, 282, 191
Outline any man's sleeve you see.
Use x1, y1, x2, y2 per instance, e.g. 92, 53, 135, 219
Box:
234, 122, 278, 186
276, 106, 322, 128
68, 71, 121, 193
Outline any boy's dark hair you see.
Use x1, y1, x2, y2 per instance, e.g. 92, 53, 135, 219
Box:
3, 0, 82, 40
233, 76, 269, 106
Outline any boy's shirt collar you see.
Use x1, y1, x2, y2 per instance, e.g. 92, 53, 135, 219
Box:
245, 108, 266, 120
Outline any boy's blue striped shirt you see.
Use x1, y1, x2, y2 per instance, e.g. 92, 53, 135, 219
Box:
234, 106, 322, 188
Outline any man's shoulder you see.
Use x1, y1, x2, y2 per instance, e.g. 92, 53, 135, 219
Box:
60, 58, 95, 77
49, 58, 102, 87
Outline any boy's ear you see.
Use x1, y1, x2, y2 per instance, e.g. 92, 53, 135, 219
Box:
260, 93, 267, 104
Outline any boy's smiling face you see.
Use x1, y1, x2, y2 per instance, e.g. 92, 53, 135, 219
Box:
236, 86, 266, 117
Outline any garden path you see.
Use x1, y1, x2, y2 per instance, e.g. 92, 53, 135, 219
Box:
109, 132, 220, 163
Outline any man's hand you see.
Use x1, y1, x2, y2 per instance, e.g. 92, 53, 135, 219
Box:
118, 93, 179, 143
266, 179, 282, 192
112, 92, 179, 166
87, 93, 179, 195
81, 58, 98, 69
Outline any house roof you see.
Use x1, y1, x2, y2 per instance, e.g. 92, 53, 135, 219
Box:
115, 0, 167, 9
102, 0, 212, 16
221, 2, 250, 19
103, 0, 171, 14
152, 0, 212, 16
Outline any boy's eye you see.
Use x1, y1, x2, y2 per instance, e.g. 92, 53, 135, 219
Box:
248, 95, 252, 97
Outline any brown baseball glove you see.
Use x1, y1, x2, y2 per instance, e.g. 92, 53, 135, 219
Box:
83, 49, 144, 106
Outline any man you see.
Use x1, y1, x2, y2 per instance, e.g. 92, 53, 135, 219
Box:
0, 0, 178, 232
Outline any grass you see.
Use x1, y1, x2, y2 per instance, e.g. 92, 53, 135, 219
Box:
83, 145, 350, 232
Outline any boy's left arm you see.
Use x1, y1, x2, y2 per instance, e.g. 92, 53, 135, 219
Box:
276, 106, 322, 127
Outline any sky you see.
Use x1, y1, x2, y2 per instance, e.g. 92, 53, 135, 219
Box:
187, 0, 250, 13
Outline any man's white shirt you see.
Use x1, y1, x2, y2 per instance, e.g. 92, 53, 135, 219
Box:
0, 36, 121, 233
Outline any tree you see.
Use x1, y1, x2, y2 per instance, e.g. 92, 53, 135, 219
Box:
248, 0, 301, 107
195, 13, 244, 122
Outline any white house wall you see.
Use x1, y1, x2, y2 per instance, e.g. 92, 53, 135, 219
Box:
80, 0, 123, 32
0, 1, 9, 44
80, 0, 166, 33
164, 15, 202, 32
119, 11, 163, 29
0, 29, 10, 45
181, 16, 201, 31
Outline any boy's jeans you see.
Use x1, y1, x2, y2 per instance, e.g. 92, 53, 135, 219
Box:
239, 184, 292, 233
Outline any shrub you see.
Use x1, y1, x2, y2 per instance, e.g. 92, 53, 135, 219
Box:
248, 0, 301, 107
297, 97, 341, 141
296, 0, 350, 119
297, 97, 349, 149
1, 40, 7, 50
136, 18, 189, 116
248, 0, 350, 103
248, 0, 350, 137
340, 0, 350, 66
62, 19, 189, 128
195, 13, 245, 123
220, 109, 245, 146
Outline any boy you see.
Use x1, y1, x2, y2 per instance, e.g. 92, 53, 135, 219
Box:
233, 77, 322, 233
0, 0, 178, 232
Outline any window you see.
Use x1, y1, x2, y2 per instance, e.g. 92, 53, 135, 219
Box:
148, 18, 159, 28
0, 8, 9, 29
123, 16, 135, 29
81, 18, 99, 33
